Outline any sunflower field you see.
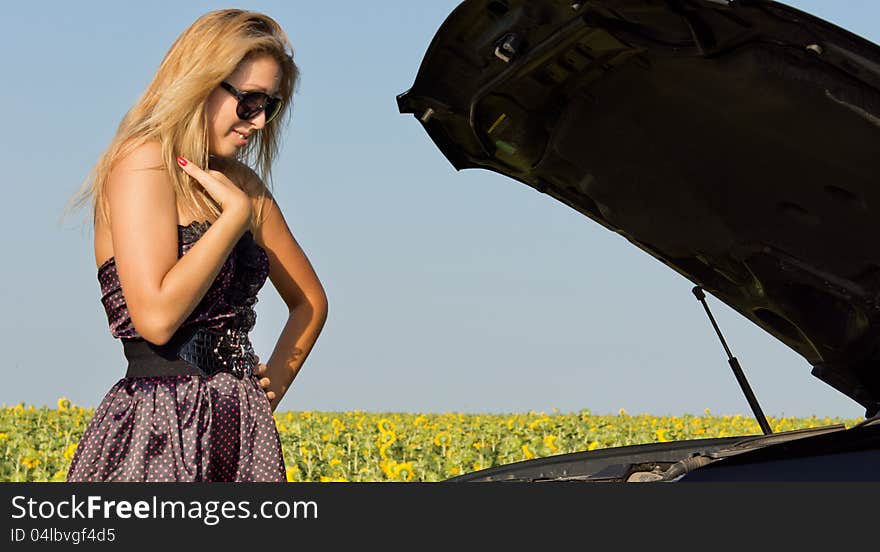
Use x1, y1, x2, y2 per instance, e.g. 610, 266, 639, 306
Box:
0, 399, 862, 482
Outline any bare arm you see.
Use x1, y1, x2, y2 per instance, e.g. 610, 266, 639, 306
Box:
107, 142, 252, 345
253, 193, 328, 411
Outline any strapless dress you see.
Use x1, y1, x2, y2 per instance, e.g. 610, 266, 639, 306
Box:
66, 220, 286, 482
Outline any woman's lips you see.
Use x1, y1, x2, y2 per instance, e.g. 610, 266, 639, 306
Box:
233, 130, 248, 146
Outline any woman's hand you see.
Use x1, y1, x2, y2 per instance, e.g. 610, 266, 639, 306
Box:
253, 354, 280, 411
176, 156, 252, 220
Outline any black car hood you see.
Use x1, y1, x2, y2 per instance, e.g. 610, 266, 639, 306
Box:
445, 421, 880, 481
398, 0, 880, 416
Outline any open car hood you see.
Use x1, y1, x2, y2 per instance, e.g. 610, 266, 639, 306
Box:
397, 0, 880, 416
446, 420, 880, 481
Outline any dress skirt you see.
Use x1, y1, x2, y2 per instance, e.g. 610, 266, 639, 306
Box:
66, 372, 286, 482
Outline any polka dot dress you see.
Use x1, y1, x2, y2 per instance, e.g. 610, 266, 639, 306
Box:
67, 221, 286, 482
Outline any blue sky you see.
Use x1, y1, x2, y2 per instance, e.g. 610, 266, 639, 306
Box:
2, 1, 878, 418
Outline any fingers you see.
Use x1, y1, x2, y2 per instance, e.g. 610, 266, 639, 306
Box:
255, 362, 267, 376
176, 155, 217, 198
251, 354, 275, 401
176, 155, 249, 215
176, 155, 199, 173
176, 156, 217, 187
254, 359, 270, 386
254, 358, 271, 390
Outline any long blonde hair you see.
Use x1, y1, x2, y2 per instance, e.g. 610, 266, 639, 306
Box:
64, 9, 299, 231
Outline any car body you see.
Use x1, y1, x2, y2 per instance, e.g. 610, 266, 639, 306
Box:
397, 0, 880, 481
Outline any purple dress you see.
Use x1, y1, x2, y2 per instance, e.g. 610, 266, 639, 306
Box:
67, 220, 287, 482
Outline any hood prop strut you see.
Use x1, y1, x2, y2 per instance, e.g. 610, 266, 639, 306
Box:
692, 286, 773, 435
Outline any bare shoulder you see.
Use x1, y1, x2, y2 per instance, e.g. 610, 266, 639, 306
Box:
106, 140, 173, 211
112, 139, 165, 174
209, 156, 269, 196
106, 138, 178, 256
209, 156, 274, 233
107, 139, 176, 223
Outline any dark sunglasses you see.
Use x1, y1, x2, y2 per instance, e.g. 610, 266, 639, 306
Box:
219, 81, 283, 123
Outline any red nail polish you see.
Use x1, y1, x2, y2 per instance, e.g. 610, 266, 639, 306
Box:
177, 156, 187, 166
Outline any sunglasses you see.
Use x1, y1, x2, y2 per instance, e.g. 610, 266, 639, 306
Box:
219, 81, 283, 123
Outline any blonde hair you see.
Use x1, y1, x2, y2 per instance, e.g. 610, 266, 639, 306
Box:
63, 9, 299, 231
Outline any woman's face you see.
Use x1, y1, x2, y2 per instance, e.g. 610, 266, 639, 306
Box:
205, 54, 282, 158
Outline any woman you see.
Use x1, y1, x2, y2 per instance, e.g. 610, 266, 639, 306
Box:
63, 9, 328, 482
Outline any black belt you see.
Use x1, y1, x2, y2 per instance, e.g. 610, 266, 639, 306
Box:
123, 326, 257, 379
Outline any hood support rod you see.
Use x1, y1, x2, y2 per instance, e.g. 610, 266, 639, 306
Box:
692, 286, 772, 435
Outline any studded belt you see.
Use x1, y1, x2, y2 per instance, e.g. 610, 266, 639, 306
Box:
122, 326, 257, 379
